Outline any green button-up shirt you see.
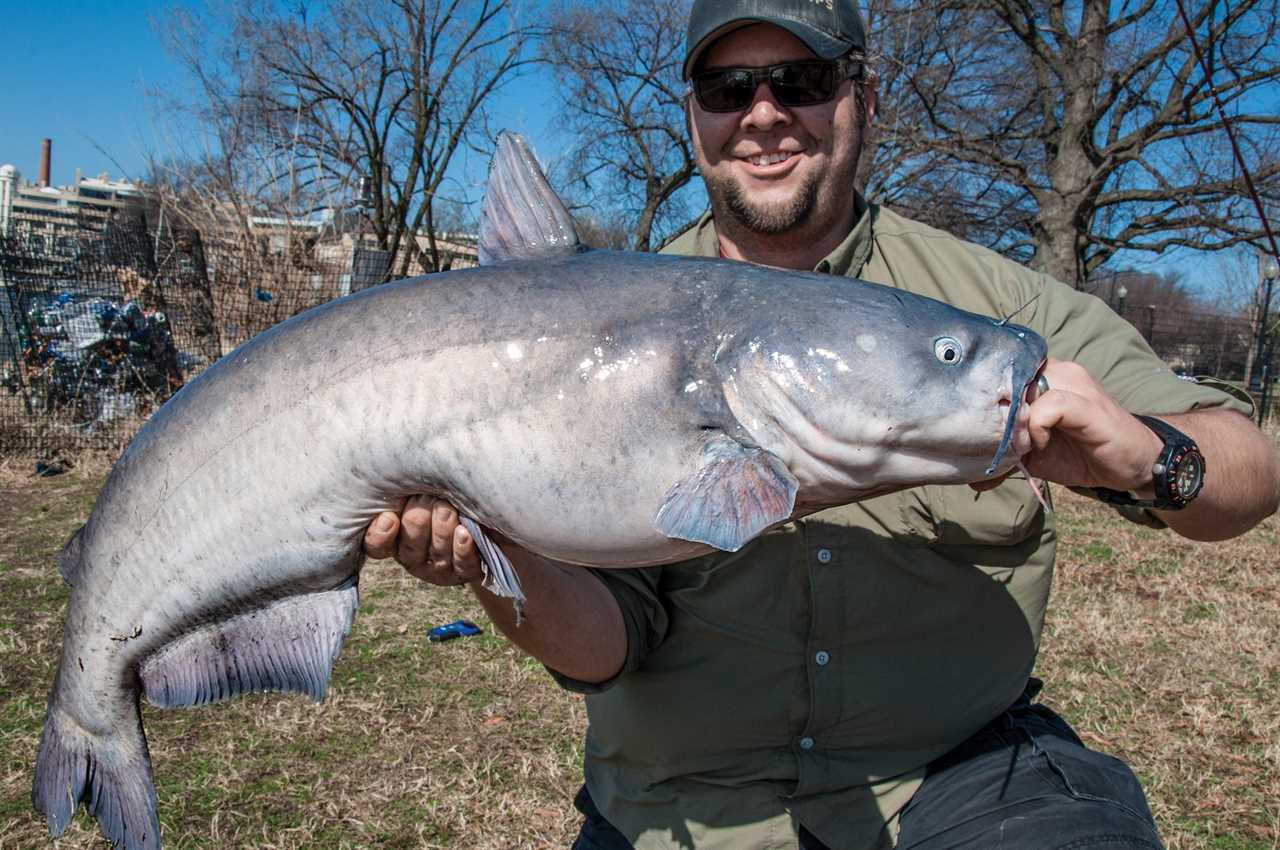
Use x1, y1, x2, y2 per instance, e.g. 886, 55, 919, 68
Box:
552, 198, 1250, 850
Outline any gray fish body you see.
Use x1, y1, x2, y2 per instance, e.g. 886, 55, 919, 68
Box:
35, 136, 1046, 850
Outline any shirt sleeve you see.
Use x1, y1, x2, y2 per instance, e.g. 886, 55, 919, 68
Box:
545, 565, 670, 694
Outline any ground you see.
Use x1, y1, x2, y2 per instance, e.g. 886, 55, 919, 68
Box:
0, 456, 1276, 849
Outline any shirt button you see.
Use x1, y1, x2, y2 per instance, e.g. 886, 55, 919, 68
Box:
815, 548, 832, 564
799, 737, 815, 750
815, 651, 830, 666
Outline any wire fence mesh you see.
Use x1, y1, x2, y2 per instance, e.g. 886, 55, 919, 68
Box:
0, 220, 1275, 458
1, 217, 389, 456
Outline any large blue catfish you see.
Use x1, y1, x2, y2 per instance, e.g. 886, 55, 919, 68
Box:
34, 134, 1046, 848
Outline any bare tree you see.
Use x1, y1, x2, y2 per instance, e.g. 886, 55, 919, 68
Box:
864, 0, 1280, 288
161, 0, 534, 277
541, 0, 697, 251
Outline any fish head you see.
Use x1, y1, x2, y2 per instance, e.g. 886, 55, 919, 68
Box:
718, 282, 1048, 496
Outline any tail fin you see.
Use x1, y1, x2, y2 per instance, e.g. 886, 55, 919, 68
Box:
33, 698, 160, 850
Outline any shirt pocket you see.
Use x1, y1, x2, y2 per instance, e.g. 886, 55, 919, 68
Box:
926, 478, 1044, 550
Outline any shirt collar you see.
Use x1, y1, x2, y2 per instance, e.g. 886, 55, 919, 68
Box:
815, 191, 874, 278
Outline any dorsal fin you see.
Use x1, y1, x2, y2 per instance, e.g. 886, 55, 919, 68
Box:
478, 132, 581, 265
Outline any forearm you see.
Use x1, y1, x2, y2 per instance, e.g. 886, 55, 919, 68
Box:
470, 548, 627, 684
1155, 409, 1280, 541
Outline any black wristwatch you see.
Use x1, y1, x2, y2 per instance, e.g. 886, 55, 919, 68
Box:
1093, 415, 1205, 511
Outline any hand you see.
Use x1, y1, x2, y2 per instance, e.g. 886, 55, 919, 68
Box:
363, 496, 483, 586
1019, 359, 1163, 493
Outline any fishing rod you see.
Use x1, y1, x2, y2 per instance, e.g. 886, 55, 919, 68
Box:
1172, 0, 1278, 262
1173, 0, 1279, 423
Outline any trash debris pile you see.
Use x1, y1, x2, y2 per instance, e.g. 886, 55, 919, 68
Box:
3, 292, 184, 428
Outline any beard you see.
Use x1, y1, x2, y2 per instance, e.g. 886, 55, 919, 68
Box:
707, 168, 823, 235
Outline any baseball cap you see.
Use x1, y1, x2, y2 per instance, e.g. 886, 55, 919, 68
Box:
684, 0, 868, 79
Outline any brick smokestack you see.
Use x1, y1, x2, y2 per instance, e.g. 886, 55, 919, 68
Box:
38, 139, 52, 188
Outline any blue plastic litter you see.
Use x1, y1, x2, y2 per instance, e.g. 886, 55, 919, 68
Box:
426, 619, 483, 643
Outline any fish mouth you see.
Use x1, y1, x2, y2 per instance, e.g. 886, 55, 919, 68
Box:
986, 357, 1048, 476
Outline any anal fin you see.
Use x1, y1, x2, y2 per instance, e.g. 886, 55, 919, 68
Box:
139, 576, 359, 708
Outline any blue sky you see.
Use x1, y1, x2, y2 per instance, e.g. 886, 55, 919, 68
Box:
0, 0, 564, 203
0, 2, 1262, 291
1, 1, 187, 184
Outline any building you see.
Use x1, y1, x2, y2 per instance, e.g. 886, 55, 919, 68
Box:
0, 139, 145, 254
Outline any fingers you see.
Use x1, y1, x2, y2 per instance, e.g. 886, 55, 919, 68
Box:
363, 512, 400, 560
428, 501, 457, 569
419, 501, 482, 584
1022, 361, 1164, 491
396, 495, 437, 570
452, 524, 482, 582
1038, 359, 1093, 394
1027, 389, 1070, 453
363, 496, 484, 587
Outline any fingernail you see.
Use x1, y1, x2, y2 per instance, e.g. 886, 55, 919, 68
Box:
457, 528, 470, 544
376, 516, 394, 532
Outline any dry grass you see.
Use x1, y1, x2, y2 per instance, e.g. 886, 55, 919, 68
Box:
1040, 485, 1280, 850
0, 441, 1277, 849
0, 464, 586, 849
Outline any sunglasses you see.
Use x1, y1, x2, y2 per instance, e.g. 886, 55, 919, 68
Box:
691, 58, 864, 113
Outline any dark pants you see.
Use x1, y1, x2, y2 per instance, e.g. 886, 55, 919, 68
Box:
571, 681, 1164, 850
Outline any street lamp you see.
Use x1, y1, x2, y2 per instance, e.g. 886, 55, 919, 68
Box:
356, 176, 374, 212
1250, 255, 1279, 393
1256, 254, 1280, 424
1115, 284, 1128, 319
1146, 304, 1157, 347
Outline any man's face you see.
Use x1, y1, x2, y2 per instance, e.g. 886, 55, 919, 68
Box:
688, 24, 872, 238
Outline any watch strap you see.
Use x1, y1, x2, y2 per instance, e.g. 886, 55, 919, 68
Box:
1092, 486, 1165, 510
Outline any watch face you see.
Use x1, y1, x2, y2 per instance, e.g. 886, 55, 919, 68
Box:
1174, 451, 1205, 501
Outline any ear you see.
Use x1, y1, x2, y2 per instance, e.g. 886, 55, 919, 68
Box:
862, 79, 878, 126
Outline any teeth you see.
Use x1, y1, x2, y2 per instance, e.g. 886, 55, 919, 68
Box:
747, 152, 792, 166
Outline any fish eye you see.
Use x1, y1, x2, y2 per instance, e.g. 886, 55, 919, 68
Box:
934, 337, 964, 365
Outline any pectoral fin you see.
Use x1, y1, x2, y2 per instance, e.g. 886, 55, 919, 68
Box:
457, 516, 526, 624
655, 438, 798, 552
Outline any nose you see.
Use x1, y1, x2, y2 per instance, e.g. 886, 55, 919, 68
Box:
741, 83, 791, 131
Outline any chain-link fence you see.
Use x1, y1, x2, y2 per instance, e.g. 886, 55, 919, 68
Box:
1, 217, 390, 456
1120, 303, 1275, 422
1, 222, 1274, 456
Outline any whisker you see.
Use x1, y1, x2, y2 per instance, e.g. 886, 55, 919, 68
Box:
998, 290, 1042, 326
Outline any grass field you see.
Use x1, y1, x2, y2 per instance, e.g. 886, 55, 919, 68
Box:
0, 456, 1277, 849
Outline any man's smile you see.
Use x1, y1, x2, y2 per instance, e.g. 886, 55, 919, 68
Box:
735, 147, 807, 176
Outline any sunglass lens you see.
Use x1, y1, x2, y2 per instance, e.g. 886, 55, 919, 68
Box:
695, 69, 757, 112
770, 63, 835, 106
693, 62, 841, 112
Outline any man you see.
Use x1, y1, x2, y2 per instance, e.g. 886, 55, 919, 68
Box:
365, 1, 1280, 847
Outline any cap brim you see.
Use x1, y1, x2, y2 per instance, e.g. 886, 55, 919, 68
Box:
683, 17, 855, 78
